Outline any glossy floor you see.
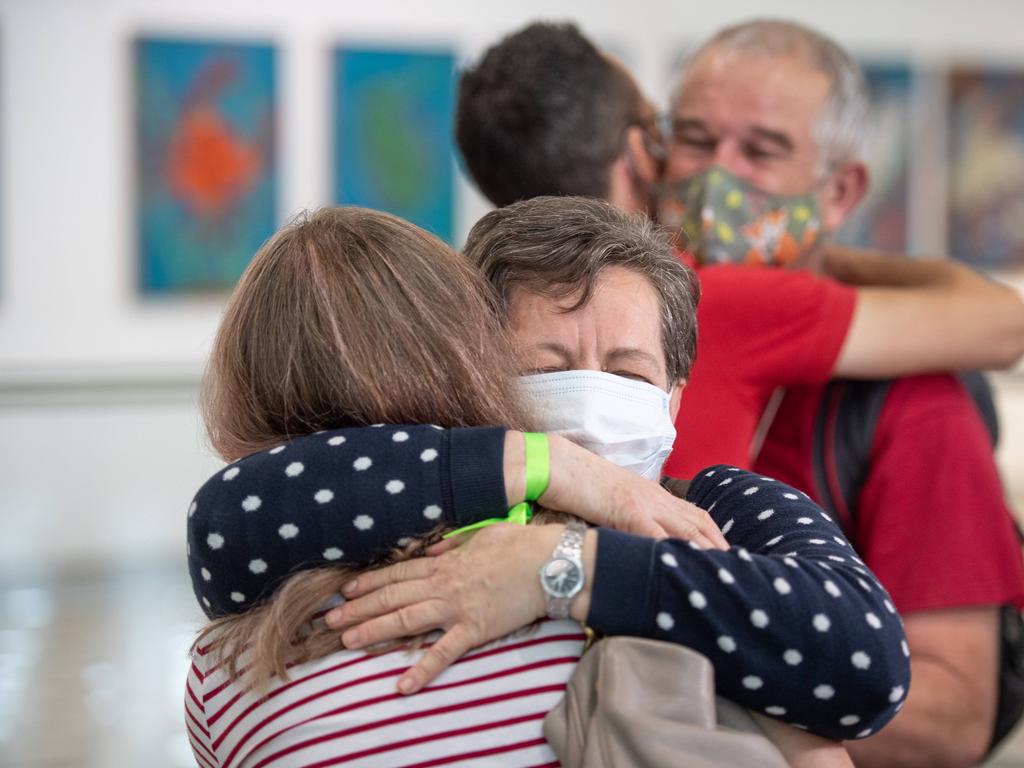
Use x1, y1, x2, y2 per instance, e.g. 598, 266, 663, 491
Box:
2, 562, 1023, 767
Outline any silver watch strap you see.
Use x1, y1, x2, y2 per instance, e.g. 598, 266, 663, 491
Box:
555, 521, 586, 560
546, 522, 587, 620
548, 595, 572, 620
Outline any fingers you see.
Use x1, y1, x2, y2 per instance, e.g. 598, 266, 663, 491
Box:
340, 599, 451, 650
396, 625, 474, 694
692, 505, 729, 550
424, 537, 462, 556
616, 502, 668, 539
339, 556, 437, 600
656, 501, 729, 550
326, 577, 437, 628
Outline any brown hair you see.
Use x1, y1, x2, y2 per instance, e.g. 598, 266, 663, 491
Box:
197, 207, 538, 688
464, 195, 700, 382
203, 206, 531, 461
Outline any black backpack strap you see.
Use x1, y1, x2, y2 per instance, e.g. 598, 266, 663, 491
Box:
994, 605, 1024, 751
813, 374, 1020, 753
814, 375, 998, 533
810, 379, 891, 534
958, 370, 1000, 447
811, 381, 843, 522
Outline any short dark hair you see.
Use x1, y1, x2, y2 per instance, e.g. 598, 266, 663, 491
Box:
464, 196, 700, 381
456, 22, 640, 207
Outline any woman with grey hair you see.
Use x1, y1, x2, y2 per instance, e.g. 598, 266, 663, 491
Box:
189, 197, 907, 764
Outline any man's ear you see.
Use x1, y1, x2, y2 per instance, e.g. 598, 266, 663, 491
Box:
819, 159, 869, 231
624, 125, 663, 184
608, 126, 663, 214
669, 378, 687, 421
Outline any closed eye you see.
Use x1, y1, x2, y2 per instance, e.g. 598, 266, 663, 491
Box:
611, 371, 655, 385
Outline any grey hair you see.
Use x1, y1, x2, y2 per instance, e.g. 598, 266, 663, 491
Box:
463, 196, 700, 382
673, 19, 870, 173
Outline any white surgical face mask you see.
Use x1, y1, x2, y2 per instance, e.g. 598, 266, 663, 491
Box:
519, 370, 677, 481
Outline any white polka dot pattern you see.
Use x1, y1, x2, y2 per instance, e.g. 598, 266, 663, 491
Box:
189, 440, 907, 742
630, 465, 908, 740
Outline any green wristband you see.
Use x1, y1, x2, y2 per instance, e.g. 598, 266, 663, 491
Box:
440, 432, 548, 540
523, 432, 550, 501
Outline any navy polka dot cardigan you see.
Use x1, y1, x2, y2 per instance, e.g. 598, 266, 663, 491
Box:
187, 425, 909, 740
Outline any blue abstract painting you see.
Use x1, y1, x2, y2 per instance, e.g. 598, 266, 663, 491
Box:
837, 63, 913, 253
333, 48, 456, 243
136, 38, 276, 294
948, 67, 1024, 272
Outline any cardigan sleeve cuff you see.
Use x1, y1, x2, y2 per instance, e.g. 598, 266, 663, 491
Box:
586, 528, 658, 636
447, 427, 508, 526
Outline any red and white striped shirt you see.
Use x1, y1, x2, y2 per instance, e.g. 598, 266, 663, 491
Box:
185, 619, 585, 768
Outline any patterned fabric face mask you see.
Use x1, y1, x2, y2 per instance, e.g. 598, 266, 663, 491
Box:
658, 166, 823, 266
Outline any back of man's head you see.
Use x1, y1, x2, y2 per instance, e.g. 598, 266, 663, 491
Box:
456, 22, 641, 207
676, 18, 869, 170
463, 195, 700, 381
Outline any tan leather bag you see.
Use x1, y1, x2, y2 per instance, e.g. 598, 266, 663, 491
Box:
544, 636, 789, 768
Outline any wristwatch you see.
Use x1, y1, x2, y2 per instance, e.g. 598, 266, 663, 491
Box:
539, 522, 587, 620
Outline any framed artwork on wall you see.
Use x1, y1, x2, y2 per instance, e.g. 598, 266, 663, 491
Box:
333, 47, 456, 243
836, 62, 913, 254
135, 37, 277, 294
948, 66, 1024, 273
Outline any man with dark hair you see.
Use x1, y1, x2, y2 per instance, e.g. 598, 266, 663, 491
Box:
457, 22, 661, 214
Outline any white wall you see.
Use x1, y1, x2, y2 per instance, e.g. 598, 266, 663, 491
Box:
1, 0, 1023, 569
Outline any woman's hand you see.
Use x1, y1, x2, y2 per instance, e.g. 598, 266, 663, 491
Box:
539, 435, 727, 549
325, 523, 576, 694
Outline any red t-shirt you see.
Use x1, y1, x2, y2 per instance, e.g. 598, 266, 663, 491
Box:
754, 374, 1024, 613
662, 263, 857, 478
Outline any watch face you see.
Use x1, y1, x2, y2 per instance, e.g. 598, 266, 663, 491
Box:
541, 557, 583, 598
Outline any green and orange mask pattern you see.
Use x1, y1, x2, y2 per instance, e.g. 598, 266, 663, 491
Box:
658, 166, 823, 267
